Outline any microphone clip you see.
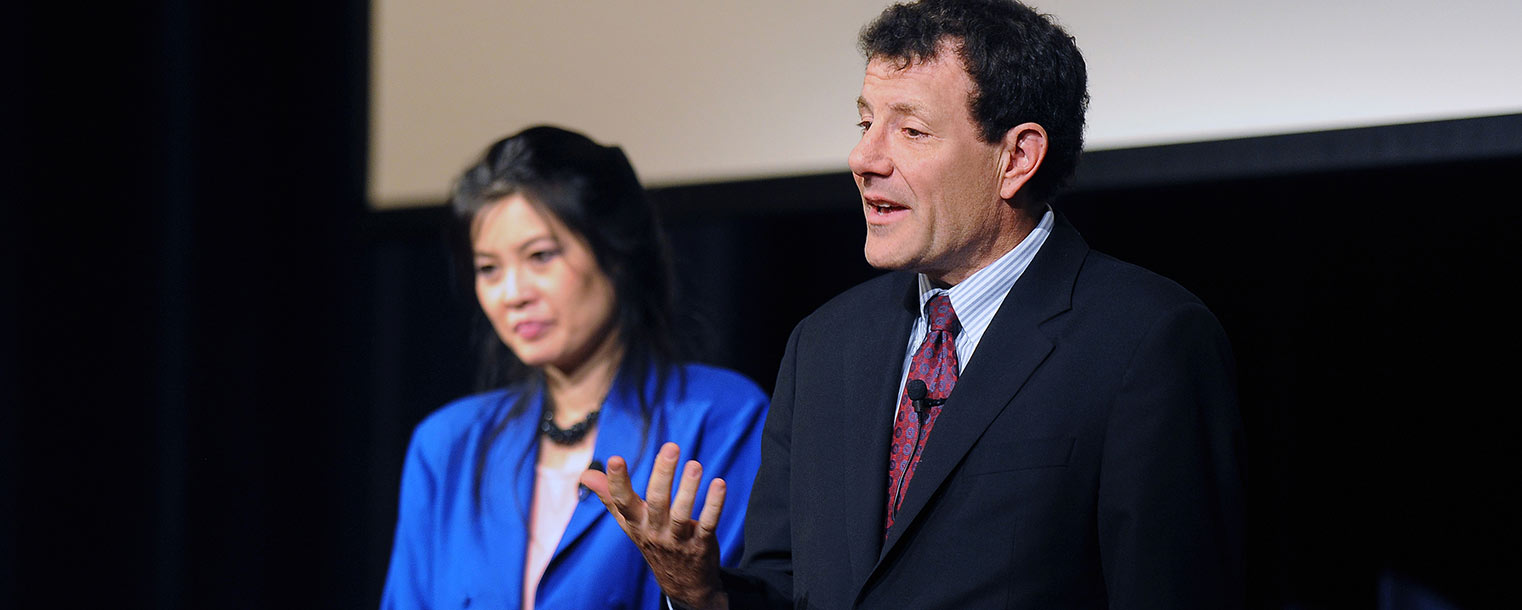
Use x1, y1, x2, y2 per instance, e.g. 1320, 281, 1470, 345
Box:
905, 379, 947, 423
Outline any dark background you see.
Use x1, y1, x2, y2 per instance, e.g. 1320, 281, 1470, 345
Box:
7, 2, 1519, 608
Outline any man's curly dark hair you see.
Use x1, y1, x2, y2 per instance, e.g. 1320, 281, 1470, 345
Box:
860, 0, 1089, 204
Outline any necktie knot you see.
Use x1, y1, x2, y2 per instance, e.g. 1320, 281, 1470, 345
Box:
925, 294, 959, 333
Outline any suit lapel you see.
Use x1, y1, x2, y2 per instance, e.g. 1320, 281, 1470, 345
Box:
491, 391, 541, 605
835, 273, 920, 590
551, 375, 645, 564
876, 214, 1089, 562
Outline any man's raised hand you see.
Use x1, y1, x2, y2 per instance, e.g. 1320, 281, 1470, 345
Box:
578, 442, 729, 610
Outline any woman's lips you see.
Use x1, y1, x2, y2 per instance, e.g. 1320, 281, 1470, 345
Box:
513, 320, 551, 341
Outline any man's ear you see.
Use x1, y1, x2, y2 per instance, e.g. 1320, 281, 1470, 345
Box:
998, 122, 1048, 201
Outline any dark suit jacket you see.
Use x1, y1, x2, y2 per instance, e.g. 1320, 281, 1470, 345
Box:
722, 215, 1245, 609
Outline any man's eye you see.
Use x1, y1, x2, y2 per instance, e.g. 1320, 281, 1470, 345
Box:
904, 128, 926, 138
857, 120, 872, 133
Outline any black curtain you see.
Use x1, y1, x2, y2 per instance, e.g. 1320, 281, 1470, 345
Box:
12, 1, 372, 607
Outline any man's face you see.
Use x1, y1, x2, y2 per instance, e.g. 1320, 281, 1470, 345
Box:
850, 45, 1009, 285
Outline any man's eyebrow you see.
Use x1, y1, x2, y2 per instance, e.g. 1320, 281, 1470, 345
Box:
888, 101, 926, 118
857, 97, 928, 119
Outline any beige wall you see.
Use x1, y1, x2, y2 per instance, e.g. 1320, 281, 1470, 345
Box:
371, 0, 1522, 208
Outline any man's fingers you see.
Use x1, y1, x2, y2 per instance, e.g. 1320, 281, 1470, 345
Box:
644, 442, 681, 525
602, 456, 646, 523
669, 460, 704, 535
575, 448, 719, 543
696, 477, 727, 536
577, 468, 611, 503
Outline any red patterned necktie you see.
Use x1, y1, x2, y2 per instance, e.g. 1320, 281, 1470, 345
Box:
885, 293, 959, 533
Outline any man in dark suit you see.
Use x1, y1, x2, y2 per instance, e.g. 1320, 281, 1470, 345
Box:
582, 1, 1245, 608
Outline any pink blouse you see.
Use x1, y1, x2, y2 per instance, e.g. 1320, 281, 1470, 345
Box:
522, 435, 598, 610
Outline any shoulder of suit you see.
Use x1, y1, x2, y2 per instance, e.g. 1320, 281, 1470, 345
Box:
1075, 249, 1211, 315
667, 362, 769, 410
661, 364, 770, 441
408, 387, 515, 456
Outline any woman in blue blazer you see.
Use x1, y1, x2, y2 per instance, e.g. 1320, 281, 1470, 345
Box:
381, 126, 768, 609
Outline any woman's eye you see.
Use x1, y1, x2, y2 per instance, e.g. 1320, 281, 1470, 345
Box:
528, 249, 560, 264
475, 264, 496, 277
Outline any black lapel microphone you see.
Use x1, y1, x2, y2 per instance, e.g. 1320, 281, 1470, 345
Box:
906, 379, 946, 424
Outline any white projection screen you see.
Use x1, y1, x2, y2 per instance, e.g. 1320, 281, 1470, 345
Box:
369, 0, 1522, 209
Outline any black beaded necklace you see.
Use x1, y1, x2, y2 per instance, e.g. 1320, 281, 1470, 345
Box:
539, 404, 601, 445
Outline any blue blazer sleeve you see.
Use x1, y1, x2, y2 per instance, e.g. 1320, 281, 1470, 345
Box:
702, 374, 772, 569
380, 423, 439, 610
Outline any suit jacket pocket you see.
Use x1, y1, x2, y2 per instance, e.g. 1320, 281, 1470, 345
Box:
963, 436, 1075, 476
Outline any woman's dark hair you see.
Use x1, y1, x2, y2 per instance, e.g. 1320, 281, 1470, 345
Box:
859, 0, 1089, 204
449, 125, 686, 504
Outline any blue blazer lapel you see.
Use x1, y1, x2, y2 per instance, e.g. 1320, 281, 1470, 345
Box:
550, 376, 647, 563
490, 391, 541, 606
876, 215, 1089, 562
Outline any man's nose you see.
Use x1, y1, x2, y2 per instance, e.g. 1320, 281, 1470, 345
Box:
848, 125, 891, 178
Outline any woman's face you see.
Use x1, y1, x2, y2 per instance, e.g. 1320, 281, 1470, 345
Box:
472, 193, 620, 375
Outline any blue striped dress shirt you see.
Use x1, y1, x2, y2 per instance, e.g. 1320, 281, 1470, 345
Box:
895, 208, 1055, 410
